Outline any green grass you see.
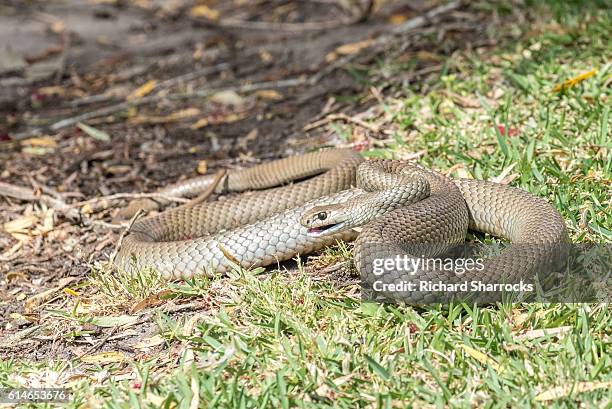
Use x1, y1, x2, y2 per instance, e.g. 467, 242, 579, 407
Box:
2, 2, 610, 408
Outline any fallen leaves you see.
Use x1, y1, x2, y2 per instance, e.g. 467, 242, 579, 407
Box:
130, 290, 174, 314
130, 108, 201, 125
536, 381, 612, 401
127, 79, 157, 100
388, 13, 409, 25
254, 89, 284, 101
133, 335, 166, 351
237, 129, 258, 151
189, 4, 219, 21
24, 276, 77, 312
459, 344, 502, 373
3, 215, 40, 236
90, 315, 139, 328
210, 90, 245, 107
80, 351, 126, 365
325, 39, 374, 62
552, 69, 598, 92
77, 122, 111, 142
490, 163, 519, 185
20, 135, 57, 155
517, 326, 573, 340
196, 160, 208, 175
190, 112, 246, 129
21, 136, 57, 148
37, 86, 66, 97
3, 208, 54, 242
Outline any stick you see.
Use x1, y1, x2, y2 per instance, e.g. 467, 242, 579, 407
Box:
69, 62, 231, 108
309, 0, 461, 84
0, 181, 68, 210
109, 208, 145, 265
195, 0, 374, 32
69, 192, 190, 208
186, 169, 227, 206
8, 77, 306, 141
303, 113, 380, 133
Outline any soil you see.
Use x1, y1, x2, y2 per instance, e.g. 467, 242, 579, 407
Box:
0, 0, 499, 360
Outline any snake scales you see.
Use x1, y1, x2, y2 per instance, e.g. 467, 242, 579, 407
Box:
116, 148, 568, 302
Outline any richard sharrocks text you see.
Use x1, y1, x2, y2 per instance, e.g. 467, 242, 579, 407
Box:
371, 280, 534, 293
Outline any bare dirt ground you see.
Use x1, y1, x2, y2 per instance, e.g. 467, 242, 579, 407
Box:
0, 0, 504, 360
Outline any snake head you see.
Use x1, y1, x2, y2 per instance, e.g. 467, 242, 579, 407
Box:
300, 205, 349, 237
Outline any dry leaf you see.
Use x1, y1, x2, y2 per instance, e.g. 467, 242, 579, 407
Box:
78, 122, 111, 141
325, 39, 374, 62
254, 90, 283, 100
130, 108, 200, 125
210, 90, 244, 107
445, 91, 481, 108
517, 326, 573, 340
22, 147, 53, 155
81, 351, 126, 365
191, 113, 245, 129
91, 315, 139, 328
10, 313, 25, 320
0, 242, 23, 261
21, 136, 57, 147
190, 375, 200, 409
416, 51, 443, 62
183, 313, 207, 337
189, 5, 219, 20
25, 277, 77, 311
552, 69, 597, 92
130, 290, 173, 314
237, 129, 258, 151
133, 335, 166, 350
258, 49, 272, 62
490, 163, 517, 184
3, 215, 38, 234
37, 86, 65, 97
64, 288, 80, 297
335, 39, 374, 56
197, 160, 207, 175
190, 118, 209, 129
50, 20, 65, 34
217, 243, 240, 265
389, 13, 408, 24
127, 79, 157, 100
6, 271, 28, 282
459, 344, 501, 372
536, 381, 612, 401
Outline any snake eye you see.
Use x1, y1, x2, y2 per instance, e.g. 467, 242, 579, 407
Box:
317, 212, 327, 221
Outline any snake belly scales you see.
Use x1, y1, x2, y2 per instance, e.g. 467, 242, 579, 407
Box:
115, 148, 568, 302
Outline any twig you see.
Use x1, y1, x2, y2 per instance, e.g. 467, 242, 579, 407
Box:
89, 220, 126, 230
303, 113, 380, 133
76, 327, 118, 359
0, 181, 68, 210
69, 62, 231, 108
195, 1, 372, 32
109, 208, 145, 265
187, 170, 227, 206
157, 62, 231, 89
69, 192, 190, 208
308, 0, 461, 85
8, 77, 306, 140
390, 1, 460, 35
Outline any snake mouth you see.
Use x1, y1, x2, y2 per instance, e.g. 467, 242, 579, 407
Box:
307, 222, 345, 236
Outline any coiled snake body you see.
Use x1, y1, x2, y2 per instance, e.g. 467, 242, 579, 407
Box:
116, 149, 568, 302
